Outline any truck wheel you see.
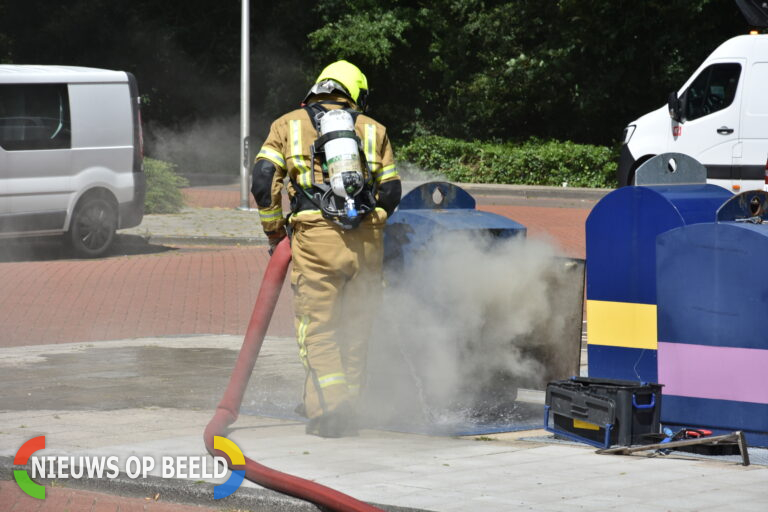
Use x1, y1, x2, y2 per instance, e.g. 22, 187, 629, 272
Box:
67, 196, 118, 258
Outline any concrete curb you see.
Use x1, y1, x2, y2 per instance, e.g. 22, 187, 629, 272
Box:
183, 179, 613, 201
0, 457, 423, 512
133, 235, 267, 247
446, 182, 612, 200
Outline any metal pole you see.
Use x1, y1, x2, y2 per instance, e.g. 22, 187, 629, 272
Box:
238, 0, 251, 210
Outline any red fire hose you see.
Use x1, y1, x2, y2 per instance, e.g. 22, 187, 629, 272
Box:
203, 237, 384, 512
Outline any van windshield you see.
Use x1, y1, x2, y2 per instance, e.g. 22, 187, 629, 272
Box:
683, 63, 741, 122
0, 83, 71, 151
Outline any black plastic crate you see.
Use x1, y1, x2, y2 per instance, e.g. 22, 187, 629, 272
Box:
545, 377, 663, 448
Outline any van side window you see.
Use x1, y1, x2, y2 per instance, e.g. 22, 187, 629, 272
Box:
683, 63, 741, 122
0, 84, 71, 150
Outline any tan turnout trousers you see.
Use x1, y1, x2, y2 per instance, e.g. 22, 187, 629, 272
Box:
290, 211, 386, 419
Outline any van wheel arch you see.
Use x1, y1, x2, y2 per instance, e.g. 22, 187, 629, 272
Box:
66, 189, 119, 258
627, 155, 654, 186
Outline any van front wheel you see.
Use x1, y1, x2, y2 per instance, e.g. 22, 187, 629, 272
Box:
67, 196, 118, 258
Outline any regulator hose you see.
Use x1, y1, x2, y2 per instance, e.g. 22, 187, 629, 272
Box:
203, 237, 384, 512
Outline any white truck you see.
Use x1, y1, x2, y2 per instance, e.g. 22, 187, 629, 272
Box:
618, 33, 768, 191
0, 66, 144, 257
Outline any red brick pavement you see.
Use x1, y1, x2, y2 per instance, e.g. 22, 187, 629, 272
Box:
183, 188, 255, 210
183, 187, 590, 258
478, 204, 589, 259
0, 246, 295, 347
0, 188, 590, 348
1, 480, 219, 512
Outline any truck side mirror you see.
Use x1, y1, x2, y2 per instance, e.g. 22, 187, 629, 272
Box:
667, 91, 683, 122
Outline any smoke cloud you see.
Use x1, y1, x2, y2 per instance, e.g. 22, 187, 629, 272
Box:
363, 230, 583, 432
146, 117, 240, 178
396, 161, 450, 183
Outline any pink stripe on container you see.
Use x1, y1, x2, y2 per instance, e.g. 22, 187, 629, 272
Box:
658, 342, 768, 405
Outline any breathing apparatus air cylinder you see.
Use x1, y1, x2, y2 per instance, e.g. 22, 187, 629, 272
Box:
318, 109, 365, 219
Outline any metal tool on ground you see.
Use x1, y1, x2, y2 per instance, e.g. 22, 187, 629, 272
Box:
650, 427, 744, 457
597, 431, 751, 466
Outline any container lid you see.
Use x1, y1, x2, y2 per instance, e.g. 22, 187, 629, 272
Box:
398, 182, 475, 210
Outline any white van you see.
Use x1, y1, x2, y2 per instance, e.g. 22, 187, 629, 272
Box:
619, 34, 768, 191
0, 65, 144, 257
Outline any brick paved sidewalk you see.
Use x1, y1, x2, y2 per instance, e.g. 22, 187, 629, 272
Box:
0, 246, 295, 347
182, 187, 591, 259
0, 187, 590, 348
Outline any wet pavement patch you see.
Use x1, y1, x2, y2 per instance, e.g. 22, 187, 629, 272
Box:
2, 346, 233, 411
0, 341, 304, 414
1, 338, 547, 436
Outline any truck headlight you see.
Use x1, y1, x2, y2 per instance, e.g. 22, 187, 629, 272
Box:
622, 125, 636, 145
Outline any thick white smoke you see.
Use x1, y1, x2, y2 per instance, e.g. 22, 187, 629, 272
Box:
363, 230, 583, 431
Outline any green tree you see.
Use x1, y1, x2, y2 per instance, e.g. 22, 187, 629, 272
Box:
0, 0, 752, 148
309, 11, 408, 66
308, 0, 746, 144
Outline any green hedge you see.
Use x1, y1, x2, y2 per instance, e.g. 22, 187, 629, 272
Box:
397, 136, 618, 188
144, 158, 190, 214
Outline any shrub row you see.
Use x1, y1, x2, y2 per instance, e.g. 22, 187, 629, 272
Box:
144, 157, 189, 214
397, 135, 618, 188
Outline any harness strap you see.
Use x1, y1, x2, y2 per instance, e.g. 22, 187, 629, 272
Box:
314, 129, 358, 150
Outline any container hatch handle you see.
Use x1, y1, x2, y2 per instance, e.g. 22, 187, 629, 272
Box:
632, 393, 656, 410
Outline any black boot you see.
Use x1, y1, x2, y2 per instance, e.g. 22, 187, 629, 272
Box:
305, 403, 358, 438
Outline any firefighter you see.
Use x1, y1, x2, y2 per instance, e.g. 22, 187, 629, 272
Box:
251, 60, 401, 437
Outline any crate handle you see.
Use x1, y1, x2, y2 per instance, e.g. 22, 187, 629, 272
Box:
570, 404, 589, 417
632, 393, 656, 410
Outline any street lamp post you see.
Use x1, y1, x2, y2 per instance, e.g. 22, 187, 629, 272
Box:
238, 0, 251, 211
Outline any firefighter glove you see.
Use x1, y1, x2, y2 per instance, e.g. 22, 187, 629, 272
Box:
267, 229, 287, 255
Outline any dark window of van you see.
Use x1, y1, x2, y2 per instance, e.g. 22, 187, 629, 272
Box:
0, 84, 71, 150
683, 63, 741, 122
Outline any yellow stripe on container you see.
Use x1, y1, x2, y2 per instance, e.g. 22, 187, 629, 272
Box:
586, 300, 657, 350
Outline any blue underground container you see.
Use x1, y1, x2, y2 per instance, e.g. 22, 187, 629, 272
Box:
384, 182, 527, 271
585, 184, 732, 383
656, 191, 768, 446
